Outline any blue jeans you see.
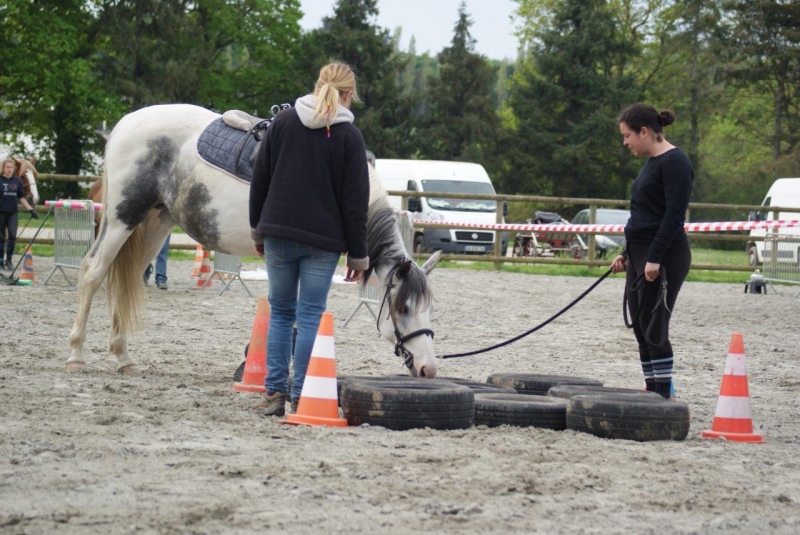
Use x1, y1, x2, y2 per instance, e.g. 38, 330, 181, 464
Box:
155, 234, 170, 284
264, 237, 340, 401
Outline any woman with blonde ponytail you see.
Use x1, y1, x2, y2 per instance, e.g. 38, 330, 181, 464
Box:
249, 62, 369, 417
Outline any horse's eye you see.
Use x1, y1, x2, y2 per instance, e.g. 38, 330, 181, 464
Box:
398, 305, 408, 315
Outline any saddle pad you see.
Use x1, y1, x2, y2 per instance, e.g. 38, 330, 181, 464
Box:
196, 117, 260, 183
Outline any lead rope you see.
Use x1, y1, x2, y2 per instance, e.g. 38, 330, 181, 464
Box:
441, 269, 613, 359
623, 266, 670, 349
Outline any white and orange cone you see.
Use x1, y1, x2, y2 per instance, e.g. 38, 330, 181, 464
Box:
284, 312, 348, 427
191, 245, 204, 278
194, 249, 213, 289
702, 333, 764, 443
20, 246, 35, 282
233, 298, 269, 393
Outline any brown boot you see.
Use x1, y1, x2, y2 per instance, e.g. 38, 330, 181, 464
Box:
290, 400, 299, 414
255, 392, 286, 417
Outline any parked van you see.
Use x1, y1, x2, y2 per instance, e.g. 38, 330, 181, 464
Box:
375, 159, 508, 255
747, 178, 800, 265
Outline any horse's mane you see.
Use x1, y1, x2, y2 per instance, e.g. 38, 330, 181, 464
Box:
364, 206, 432, 314
13, 158, 38, 185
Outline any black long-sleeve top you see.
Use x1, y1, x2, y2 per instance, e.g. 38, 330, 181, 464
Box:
624, 148, 693, 264
248, 108, 370, 270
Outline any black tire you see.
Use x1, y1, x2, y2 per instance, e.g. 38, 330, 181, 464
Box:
547, 385, 663, 400
474, 393, 568, 430
341, 378, 475, 430
233, 360, 245, 382
336, 375, 404, 406
435, 376, 517, 395
487, 373, 603, 396
566, 393, 690, 441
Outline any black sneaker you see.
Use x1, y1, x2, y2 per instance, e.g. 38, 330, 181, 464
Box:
4, 259, 12, 271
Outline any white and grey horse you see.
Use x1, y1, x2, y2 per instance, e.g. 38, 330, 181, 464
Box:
67, 104, 441, 377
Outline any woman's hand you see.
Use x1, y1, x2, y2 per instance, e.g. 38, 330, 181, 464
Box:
344, 268, 363, 282
644, 262, 661, 282
253, 242, 264, 258
610, 254, 627, 274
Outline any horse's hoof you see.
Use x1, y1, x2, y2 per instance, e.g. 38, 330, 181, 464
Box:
118, 364, 141, 375
66, 361, 87, 372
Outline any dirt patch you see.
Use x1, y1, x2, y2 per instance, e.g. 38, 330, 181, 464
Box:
1, 258, 799, 533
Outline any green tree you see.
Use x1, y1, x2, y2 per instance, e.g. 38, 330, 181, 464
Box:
726, 0, 800, 159
505, 0, 641, 199
417, 3, 502, 171
97, 0, 305, 114
1, 0, 121, 196
304, 0, 412, 157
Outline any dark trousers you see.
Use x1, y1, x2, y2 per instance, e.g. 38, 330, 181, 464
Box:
625, 238, 691, 386
0, 211, 19, 261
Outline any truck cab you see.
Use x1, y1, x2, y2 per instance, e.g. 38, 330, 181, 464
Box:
375, 159, 508, 255
747, 178, 800, 266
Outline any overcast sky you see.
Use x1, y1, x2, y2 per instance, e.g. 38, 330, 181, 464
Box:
297, 0, 521, 60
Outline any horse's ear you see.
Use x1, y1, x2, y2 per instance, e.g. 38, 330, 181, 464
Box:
396, 260, 413, 279
420, 250, 442, 276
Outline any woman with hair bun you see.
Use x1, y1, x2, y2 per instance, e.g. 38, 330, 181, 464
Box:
249, 62, 370, 416
610, 103, 693, 400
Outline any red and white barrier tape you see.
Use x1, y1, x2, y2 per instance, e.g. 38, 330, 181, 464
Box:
45, 200, 103, 211
414, 219, 800, 233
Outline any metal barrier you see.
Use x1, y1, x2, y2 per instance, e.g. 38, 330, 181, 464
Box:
761, 233, 800, 297
342, 210, 413, 328
202, 251, 253, 297
43, 200, 96, 289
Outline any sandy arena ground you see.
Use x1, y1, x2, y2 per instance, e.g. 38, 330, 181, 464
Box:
1, 257, 799, 534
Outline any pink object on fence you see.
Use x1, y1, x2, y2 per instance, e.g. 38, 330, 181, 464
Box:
413, 219, 800, 234
45, 200, 103, 211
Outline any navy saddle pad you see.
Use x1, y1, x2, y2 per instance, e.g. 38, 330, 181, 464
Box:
197, 118, 261, 183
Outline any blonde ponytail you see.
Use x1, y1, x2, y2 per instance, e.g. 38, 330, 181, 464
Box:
312, 62, 360, 133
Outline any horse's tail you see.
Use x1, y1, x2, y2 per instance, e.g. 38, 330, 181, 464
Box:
106, 224, 145, 336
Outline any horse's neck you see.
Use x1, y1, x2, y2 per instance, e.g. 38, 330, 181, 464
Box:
368, 165, 390, 212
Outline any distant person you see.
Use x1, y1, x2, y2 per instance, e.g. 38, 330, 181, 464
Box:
1, 158, 38, 270
610, 104, 693, 400
249, 62, 369, 417
143, 234, 171, 290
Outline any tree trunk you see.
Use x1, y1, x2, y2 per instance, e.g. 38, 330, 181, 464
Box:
774, 79, 783, 160
53, 103, 84, 198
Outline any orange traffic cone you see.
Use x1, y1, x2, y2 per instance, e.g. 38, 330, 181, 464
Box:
20, 246, 35, 282
190, 245, 204, 278
284, 312, 348, 427
195, 249, 213, 289
233, 297, 270, 393
702, 333, 764, 443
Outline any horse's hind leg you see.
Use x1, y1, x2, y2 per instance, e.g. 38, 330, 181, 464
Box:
67, 218, 136, 371
106, 209, 173, 373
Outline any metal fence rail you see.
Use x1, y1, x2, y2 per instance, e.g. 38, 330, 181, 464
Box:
761, 233, 800, 297
202, 251, 253, 297
43, 201, 95, 289
342, 210, 413, 328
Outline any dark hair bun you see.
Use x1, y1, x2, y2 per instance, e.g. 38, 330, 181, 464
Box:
658, 110, 675, 127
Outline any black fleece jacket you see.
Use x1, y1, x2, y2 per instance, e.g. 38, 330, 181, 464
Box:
249, 108, 369, 270
624, 147, 693, 264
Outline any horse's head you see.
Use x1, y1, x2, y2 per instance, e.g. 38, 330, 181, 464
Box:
375, 251, 442, 378
13, 157, 39, 206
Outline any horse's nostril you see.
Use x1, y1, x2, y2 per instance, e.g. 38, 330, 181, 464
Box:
419, 366, 427, 378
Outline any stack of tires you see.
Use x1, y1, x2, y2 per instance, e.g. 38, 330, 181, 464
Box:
336, 373, 690, 441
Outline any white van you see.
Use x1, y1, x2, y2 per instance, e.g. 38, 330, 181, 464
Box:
375, 159, 507, 255
747, 178, 800, 265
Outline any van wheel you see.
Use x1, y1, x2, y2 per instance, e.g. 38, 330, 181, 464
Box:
747, 245, 760, 266
414, 235, 427, 254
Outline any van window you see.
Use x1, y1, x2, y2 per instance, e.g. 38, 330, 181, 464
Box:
420, 180, 496, 212
759, 197, 771, 220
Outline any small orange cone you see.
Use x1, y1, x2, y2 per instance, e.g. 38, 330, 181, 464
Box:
190, 245, 204, 277
284, 312, 348, 427
702, 333, 764, 443
20, 246, 35, 282
195, 249, 213, 289
233, 297, 269, 393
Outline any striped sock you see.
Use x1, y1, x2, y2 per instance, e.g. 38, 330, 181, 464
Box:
651, 354, 674, 398
640, 360, 656, 391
